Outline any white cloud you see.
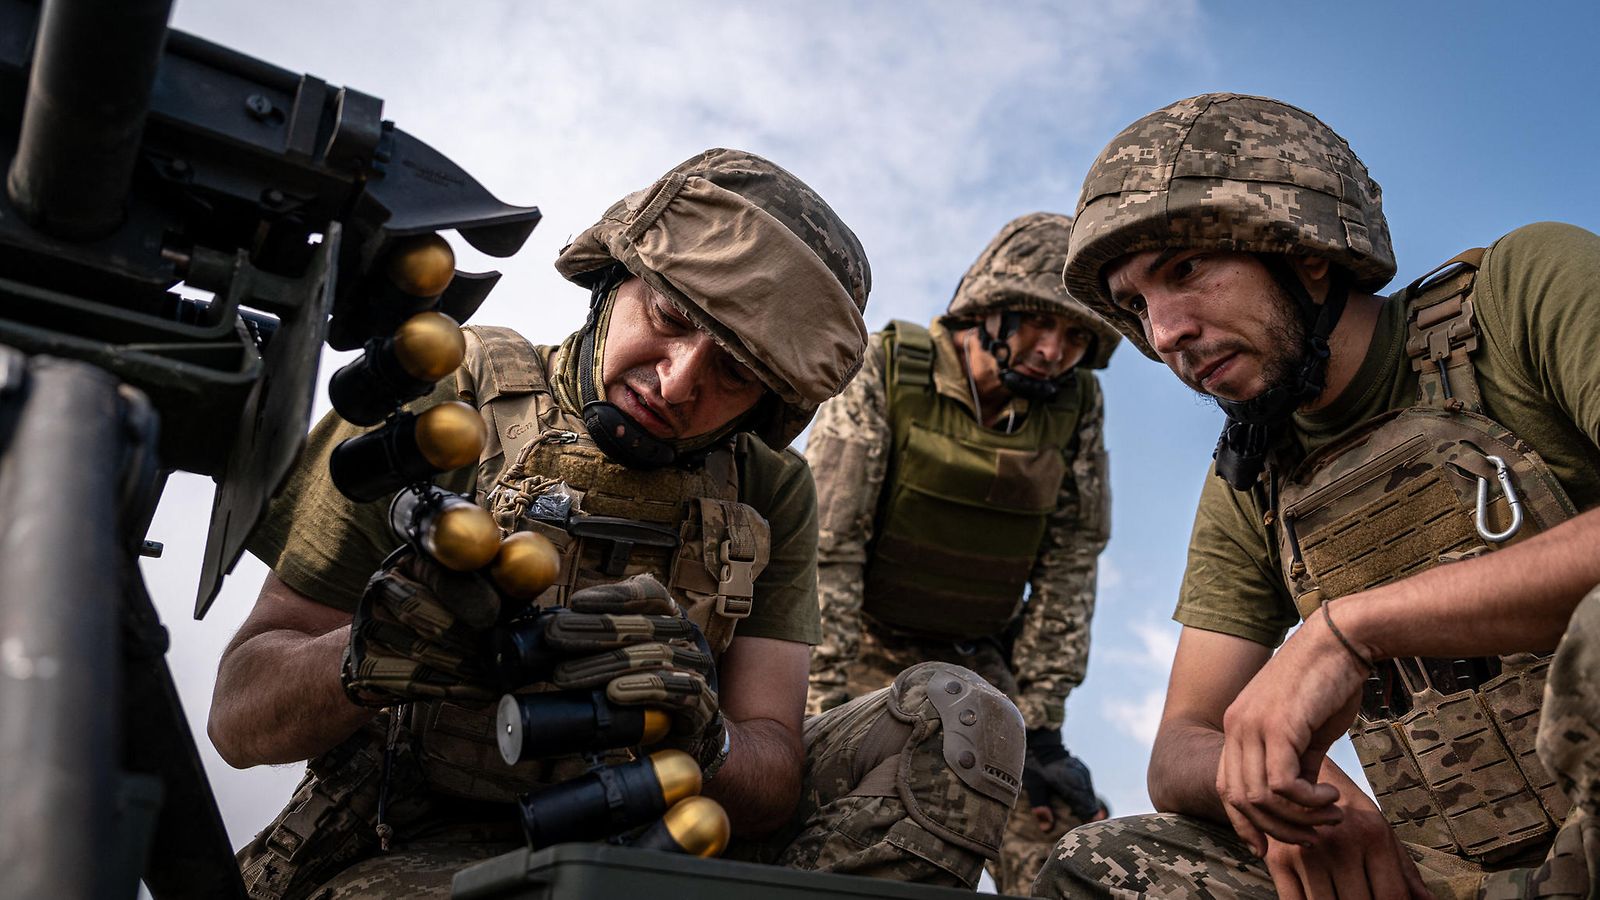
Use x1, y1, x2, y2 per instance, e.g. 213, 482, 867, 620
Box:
1102, 686, 1166, 747
139, 0, 1206, 848
1095, 619, 1178, 746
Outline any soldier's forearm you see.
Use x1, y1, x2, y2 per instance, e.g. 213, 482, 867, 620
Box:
1147, 719, 1229, 825
702, 716, 804, 837
1340, 505, 1600, 662
208, 625, 373, 767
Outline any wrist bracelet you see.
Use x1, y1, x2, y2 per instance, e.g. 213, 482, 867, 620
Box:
702, 723, 732, 783
1321, 597, 1375, 670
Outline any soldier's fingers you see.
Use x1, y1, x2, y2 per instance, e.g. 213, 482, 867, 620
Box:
1220, 733, 1269, 851
1265, 739, 1338, 810
544, 612, 695, 650
1219, 750, 1267, 857
1240, 729, 1272, 823
567, 573, 675, 615
1264, 849, 1308, 900
1031, 806, 1054, 833
1297, 851, 1341, 900
1361, 841, 1408, 900
605, 670, 716, 733
551, 643, 712, 689
1230, 736, 1338, 839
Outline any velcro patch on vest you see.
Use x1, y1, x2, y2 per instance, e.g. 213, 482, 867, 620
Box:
1298, 472, 1477, 599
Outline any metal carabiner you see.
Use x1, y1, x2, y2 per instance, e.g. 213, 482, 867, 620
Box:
1474, 454, 1523, 543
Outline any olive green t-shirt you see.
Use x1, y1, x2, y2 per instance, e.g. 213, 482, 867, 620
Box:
247, 342, 823, 645
1176, 222, 1600, 647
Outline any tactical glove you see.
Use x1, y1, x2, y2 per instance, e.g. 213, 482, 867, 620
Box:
1022, 727, 1104, 822
343, 548, 504, 706
537, 574, 727, 772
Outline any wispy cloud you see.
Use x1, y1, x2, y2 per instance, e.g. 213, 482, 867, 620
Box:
1097, 619, 1178, 746
149, 0, 1206, 847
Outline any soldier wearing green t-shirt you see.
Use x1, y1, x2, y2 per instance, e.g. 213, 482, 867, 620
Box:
804, 213, 1118, 895
1034, 94, 1600, 899
207, 149, 1025, 899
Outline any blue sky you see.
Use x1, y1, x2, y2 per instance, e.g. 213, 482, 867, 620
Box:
140, 0, 1600, 880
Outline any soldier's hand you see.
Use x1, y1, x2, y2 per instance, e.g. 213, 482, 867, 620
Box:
343, 548, 503, 706
1217, 604, 1372, 853
1261, 788, 1433, 900
545, 574, 726, 771
1021, 728, 1105, 825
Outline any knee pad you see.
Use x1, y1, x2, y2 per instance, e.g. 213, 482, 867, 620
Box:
888, 661, 1025, 856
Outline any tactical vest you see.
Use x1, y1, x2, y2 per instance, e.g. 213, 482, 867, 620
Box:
1270, 251, 1578, 864
862, 321, 1084, 640
240, 326, 771, 899
412, 324, 770, 801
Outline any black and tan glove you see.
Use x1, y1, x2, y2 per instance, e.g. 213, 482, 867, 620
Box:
537, 574, 727, 773
1022, 728, 1107, 823
342, 548, 504, 707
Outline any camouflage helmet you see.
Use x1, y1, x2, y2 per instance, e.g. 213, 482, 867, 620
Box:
556, 148, 871, 449
1064, 93, 1396, 360
943, 212, 1120, 369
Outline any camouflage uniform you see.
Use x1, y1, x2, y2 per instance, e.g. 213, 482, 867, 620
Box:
806, 214, 1118, 895
234, 150, 1026, 899
1038, 585, 1600, 899
1035, 93, 1600, 899
294, 663, 1025, 898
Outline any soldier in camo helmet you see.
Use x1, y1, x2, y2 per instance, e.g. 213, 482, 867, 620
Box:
945, 212, 1121, 396
1036, 93, 1600, 900
806, 212, 1116, 895
214, 149, 1026, 898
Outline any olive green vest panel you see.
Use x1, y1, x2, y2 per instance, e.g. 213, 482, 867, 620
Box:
862, 320, 1083, 640
1272, 252, 1574, 864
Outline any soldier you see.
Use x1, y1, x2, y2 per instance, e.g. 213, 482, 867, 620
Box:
804, 213, 1117, 895
1034, 93, 1600, 899
207, 149, 1025, 898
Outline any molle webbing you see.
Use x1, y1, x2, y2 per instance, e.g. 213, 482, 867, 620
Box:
887, 319, 935, 388
1404, 248, 1486, 414
1273, 248, 1577, 862
862, 321, 1080, 640
415, 326, 766, 806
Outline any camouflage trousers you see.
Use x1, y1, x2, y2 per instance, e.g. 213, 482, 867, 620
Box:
1034, 586, 1600, 899
255, 661, 1022, 899
844, 628, 1084, 896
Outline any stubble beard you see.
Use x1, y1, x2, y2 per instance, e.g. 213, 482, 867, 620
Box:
1193, 279, 1309, 409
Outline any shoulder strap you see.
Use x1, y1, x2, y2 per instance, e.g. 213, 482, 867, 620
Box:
884, 319, 935, 389
1402, 248, 1486, 414
461, 325, 547, 403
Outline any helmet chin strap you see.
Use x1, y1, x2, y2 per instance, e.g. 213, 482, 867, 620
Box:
573, 267, 683, 471
572, 268, 751, 471
977, 311, 1071, 402
1212, 259, 1350, 490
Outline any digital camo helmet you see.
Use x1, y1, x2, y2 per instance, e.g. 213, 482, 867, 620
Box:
944, 212, 1121, 374
1064, 92, 1395, 360
1062, 93, 1397, 488
554, 148, 871, 468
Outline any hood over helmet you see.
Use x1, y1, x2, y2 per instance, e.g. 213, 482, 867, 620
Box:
554, 148, 870, 464
944, 212, 1120, 370
1063, 93, 1397, 489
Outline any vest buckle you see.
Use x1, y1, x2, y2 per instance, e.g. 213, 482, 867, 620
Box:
716, 538, 755, 617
